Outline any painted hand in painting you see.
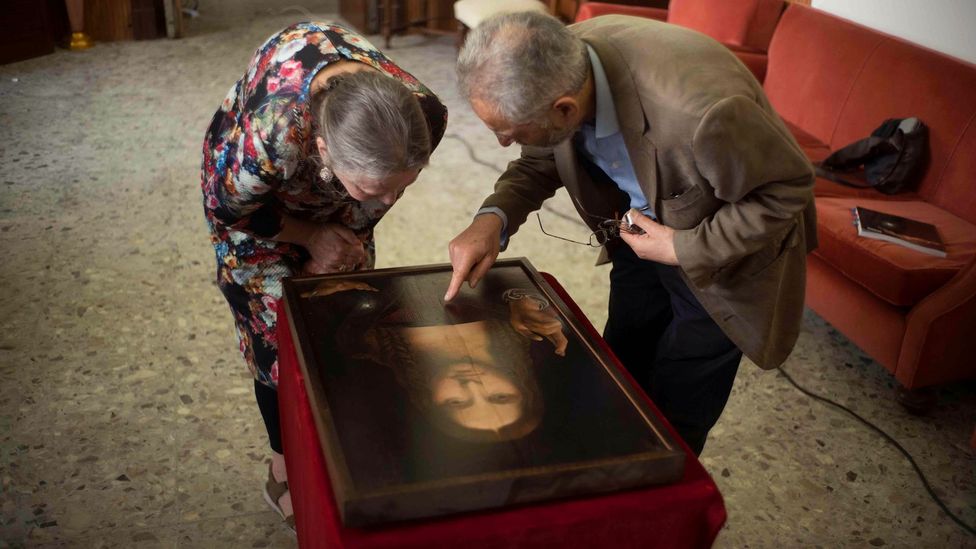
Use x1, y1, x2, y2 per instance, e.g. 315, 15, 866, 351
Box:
506, 290, 568, 356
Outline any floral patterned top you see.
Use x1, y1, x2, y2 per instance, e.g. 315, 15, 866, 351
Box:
200, 22, 447, 386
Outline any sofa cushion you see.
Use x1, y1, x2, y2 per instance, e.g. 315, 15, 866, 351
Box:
764, 6, 884, 146
812, 176, 922, 201
829, 36, 976, 209
782, 120, 867, 199
767, 5, 976, 226
668, 0, 782, 51
728, 48, 768, 82
575, 3, 775, 82
813, 198, 976, 306
574, 3, 669, 23
783, 120, 830, 162
926, 110, 976, 226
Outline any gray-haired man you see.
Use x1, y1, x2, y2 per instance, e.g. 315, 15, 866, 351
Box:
444, 12, 816, 455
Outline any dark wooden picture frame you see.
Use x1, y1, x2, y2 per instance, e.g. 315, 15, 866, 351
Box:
283, 258, 685, 527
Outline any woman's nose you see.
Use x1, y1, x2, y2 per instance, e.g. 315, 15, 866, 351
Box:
379, 191, 398, 206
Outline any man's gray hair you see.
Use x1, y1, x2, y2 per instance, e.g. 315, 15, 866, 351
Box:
315, 71, 431, 180
457, 11, 588, 125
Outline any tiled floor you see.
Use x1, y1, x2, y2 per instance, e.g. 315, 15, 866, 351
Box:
0, 2, 973, 547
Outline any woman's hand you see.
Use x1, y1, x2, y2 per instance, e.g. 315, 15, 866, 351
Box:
274, 217, 367, 274
301, 223, 367, 274
508, 295, 568, 357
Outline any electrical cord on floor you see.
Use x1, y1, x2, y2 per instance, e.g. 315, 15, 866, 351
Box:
778, 367, 976, 536
444, 133, 584, 225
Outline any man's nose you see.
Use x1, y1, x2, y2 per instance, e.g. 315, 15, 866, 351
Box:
496, 135, 514, 147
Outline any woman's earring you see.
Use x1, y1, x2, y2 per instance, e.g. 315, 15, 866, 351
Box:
319, 165, 333, 182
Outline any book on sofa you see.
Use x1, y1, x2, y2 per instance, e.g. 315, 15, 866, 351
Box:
853, 206, 947, 257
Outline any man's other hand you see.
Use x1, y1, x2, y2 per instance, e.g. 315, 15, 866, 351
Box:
445, 214, 504, 301
619, 208, 679, 265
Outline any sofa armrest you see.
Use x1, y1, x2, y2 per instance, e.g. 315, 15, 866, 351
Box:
575, 3, 669, 23
897, 255, 976, 387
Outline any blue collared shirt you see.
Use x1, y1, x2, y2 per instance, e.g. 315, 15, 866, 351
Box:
577, 45, 653, 217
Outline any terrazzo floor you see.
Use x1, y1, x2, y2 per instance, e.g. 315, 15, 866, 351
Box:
0, 1, 973, 547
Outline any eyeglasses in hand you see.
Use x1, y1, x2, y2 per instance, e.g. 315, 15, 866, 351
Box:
537, 213, 622, 247
535, 198, 650, 247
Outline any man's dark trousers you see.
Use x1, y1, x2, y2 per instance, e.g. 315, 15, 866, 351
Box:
603, 244, 742, 455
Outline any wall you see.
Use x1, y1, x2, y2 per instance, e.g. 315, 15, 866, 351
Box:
813, 0, 976, 64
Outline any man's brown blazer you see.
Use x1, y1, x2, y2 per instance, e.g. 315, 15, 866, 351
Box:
481, 15, 817, 369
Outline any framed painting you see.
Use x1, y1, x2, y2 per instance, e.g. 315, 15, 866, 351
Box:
282, 258, 685, 527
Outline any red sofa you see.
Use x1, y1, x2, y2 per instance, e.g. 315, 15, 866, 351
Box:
575, 0, 784, 81
763, 5, 976, 404
574, 3, 976, 403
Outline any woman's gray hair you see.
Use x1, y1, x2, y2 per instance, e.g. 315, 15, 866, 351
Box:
314, 71, 431, 180
457, 11, 588, 125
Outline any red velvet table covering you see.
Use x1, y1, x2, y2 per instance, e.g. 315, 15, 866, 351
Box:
278, 273, 727, 548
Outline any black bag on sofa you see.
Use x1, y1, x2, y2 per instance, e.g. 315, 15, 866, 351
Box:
815, 117, 929, 194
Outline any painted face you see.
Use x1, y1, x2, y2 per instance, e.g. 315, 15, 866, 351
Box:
431, 364, 523, 431
471, 98, 576, 148
402, 322, 525, 432
333, 168, 420, 206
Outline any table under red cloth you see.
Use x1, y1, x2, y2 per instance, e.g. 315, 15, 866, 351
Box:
278, 273, 727, 548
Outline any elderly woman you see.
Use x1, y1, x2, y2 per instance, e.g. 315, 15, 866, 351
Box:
200, 22, 446, 532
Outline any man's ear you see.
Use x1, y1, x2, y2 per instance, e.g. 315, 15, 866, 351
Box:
552, 96, 580, 124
